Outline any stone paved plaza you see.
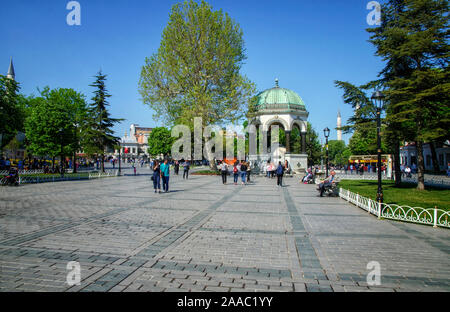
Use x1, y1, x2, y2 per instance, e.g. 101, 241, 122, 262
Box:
0, 168, 449, 292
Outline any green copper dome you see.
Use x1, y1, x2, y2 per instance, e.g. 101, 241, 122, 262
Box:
254, 79, 307, 113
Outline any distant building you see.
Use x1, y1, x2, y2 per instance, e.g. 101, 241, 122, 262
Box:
6, 57, 15, 80
113, 124, 153, 159
337, 110, 342, 141
400, 142, 450, 172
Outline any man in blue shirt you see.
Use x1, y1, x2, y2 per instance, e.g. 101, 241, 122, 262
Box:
160, 158, 171, 193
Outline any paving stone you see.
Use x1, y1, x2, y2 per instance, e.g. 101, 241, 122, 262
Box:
0, 171, 448, 293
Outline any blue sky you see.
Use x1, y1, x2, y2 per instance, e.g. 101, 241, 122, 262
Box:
1, 0, 385, 144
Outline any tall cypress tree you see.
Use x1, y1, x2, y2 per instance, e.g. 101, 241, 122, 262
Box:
83, 71, 123, 172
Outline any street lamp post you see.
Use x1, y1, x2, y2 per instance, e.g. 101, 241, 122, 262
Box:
372, 90, 385, 204
118, 139, 122, 175
59, 128, 64, 178
73, 123, 79, 174
323, 127, 330, 177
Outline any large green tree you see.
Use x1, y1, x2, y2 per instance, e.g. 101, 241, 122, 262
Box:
147, 127, 175, 157
139, 0, 255, 166
368, 0, 450, 190
83, 71, 123, 172
324, 140, 348, 166
0, 75, 25, 155
25, 88, 87, 168
306, 123, 322, 167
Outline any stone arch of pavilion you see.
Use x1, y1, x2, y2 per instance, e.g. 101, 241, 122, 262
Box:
248, 79, 309, 173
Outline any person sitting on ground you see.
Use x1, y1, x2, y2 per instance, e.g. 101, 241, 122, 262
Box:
318, 170, 336, 197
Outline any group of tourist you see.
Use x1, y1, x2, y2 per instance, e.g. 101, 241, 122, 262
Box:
218, 161, 251, 185
151, 159, 191, 193
217, 159, 293, 187
264, 160, 291, 178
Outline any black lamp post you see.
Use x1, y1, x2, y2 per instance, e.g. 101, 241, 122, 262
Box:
371, 90, 385, 204
118, 139, 122, 175
59, 128, 64, 178
323, 127, 330, 177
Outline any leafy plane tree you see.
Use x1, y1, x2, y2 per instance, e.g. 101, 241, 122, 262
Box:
139, 0, 255, 165
25, 87, 88, 168
0, 75, 24, 154
147, 127, 175, 158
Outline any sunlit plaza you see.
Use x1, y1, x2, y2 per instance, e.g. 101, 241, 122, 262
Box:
1, 167, 449, 292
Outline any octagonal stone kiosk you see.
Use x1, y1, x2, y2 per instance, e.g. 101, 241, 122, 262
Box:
248, 79, 309, 174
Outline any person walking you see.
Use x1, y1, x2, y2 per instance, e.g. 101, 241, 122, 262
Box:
276, 161, 284, 187
284, 160, 291, 175
160, 158, 171, 193
152, 160, 161, 193
220, 161, 228, 184
240, 161, 247, 185
183, 160, 190, 179
266, 161, 271, 178
233, 162, 239, 185
174, 160, 180, 175
246, 161, 251, 182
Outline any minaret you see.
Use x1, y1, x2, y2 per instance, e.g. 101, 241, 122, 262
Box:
6, 57, 15, 80
337, 110, 342, 141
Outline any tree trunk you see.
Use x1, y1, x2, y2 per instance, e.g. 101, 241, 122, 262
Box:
429, 141, 440, 174
393, 140, 402, 186
73, 152, 77, 173
101, 154, 105, 173
416, 140, 425, 190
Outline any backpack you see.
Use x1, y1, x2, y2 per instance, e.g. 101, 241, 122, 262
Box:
276, 165, 283, 175
233, 166, 238, 173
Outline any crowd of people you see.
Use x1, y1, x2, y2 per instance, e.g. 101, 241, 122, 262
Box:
341, 163, 387, 175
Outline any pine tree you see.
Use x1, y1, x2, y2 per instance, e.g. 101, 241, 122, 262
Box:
83, 71, 123, 172
368, 0, 450, 190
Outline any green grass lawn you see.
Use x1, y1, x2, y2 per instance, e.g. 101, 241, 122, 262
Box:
191, 170, 220, 176
339, 180, 450, 211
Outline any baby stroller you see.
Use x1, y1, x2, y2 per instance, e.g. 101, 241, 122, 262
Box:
1, 168, 19, 186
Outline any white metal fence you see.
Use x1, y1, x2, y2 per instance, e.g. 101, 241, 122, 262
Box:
339, 187, 450, 229
0, 169, 44, 176
17, 170, 119, 185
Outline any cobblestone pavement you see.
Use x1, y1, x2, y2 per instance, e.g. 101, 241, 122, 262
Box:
1, 168, 449, 292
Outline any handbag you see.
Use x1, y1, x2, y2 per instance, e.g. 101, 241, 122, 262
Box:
151, 175, 154, 181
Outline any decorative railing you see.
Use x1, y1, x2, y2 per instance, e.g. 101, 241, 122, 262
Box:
88, 170, 119, 179
17, 170, 119, 185
0, 169, 44, 176
336, 173, 391, 181
339, 188, 450, 229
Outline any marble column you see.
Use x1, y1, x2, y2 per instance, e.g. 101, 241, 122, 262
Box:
285, 131, 291, 154
301, 131, 307, 154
